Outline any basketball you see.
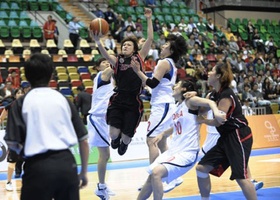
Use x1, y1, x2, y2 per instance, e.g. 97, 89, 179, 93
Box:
89, 18, 109, 36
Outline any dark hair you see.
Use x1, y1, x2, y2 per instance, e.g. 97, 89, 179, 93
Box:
24, 53, 54, 88
97, 57, 106, 67
77, 85, 85, 91
166, 34, 187, 63
180, 80, 196, 100
120, 36, 139, 53
215, 62, 233, 89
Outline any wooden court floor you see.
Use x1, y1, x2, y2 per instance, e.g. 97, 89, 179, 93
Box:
0, 153, 279, 200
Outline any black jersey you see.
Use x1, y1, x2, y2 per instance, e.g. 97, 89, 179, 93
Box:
114, 52, 144, 95
210, 87, 248, 134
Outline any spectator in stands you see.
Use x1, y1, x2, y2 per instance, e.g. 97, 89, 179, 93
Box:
178, 18, 188, 32
153, 18, 162, 35
242, 98, 255, 116
93, 4, 105, 18
187, 34, 196, 49
75, 85, 92, 125
247, 20, 255, 45
251, 82, 271, 107
215, 26, 226, 41
135, 17, 143, 31
225, 27, 237, 41
228, 36, 240, 54
134, 25, 144, 38
156, 33, 165, 50
192, 27, 200, 40
123, 25, 135, 38
129, 0, 138, 8
112, 14, 125, 43
255, 58, 265, 72
237, 36, 246, 51
172, 26, 182, 36
43, 15, 55, 41
148, 43, 159, 61
144, 55, 156, 72
265, 36, 277, 54
125, 15, 136, 31
104, 6, 116, 31
105, 33, 117, 54
186, 17, 197, 36
219, 36, 228, 47
68, 17, 82, 50
146, 0, 157, 9
237, 56, 247, 73
196, 17, 207, 32
206, 17, 217, 33
242, 84, 255, 107
6, 70, 20, 89
195, 34, 205, 51
52, 19, 59, 45
252, 28, 264, 52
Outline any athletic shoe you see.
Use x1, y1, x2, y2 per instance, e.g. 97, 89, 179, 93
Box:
118, 141, 128, 155
163, 177, 184, 193
6, 182, 13, 191
106, 186, 116, 196
111, 135, 121, 149
94, 185, 109, 200
251, 179, 264, 191
138, 184, 143, 191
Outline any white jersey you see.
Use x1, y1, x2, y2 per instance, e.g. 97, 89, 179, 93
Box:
150, 58, 177, 105
88, 71, 114, 116
206, 110, 218, 134
168, 100, 200, 153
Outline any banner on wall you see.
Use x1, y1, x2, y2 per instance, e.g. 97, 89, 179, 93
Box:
199, 114, 280, 149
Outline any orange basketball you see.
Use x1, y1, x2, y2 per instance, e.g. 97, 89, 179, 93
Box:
90, 18, 109, 36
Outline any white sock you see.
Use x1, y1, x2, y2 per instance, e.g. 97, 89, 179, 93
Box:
201, 197, 209, 200
98, 183, 106, 189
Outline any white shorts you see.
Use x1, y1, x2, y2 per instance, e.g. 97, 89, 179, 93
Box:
198, 132, 220, 159
147, 103, 176, 137
147, 150, 198, 184
87, 114, 110, 147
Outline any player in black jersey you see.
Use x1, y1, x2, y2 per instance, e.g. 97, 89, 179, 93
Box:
92, 8, 153, 155
195, 61, 257, 200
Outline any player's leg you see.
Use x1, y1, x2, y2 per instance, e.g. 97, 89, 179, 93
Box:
151, 164, 168, 200
137, 175, 153, 200
196, 164, 213, 199
247, 166, 264, 190
236, 179, 257, 200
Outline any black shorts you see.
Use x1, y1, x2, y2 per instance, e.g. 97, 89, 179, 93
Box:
7, 149, 20, 163
21, 150, 79, 200
199, 126, 253, 180
106, 92, 143, 138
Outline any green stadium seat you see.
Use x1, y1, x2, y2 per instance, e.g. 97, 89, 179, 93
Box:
0, 26, 9, 39
160, 1, 170, 8
22, 26, 32, 39
274, 25, 280, 34
19, 0, 28, 10
8, 20, 18, 27
9, 11, 19, 19
162, 8, 170, 15
19, 20, 28, 27
178, 1, 187, 8
179, 8, 188, 16
79, 28, 89, 40
242, 18, 248, 26
256, 19, 263, 26
126, 6, 136, 16
230, 24, 238, 33
250, 18, 256, 25
277, 49, 280, 58
174, 15, 182, 25
271, 19, 278, 26
29, 2, 39, 11
30, 20, 40, 27
10, 2, 20, 11
153, 8, 162, 15
264, 19, 270, 27
171, 8, 180, 17
267, 25, 274, 34
164, 15, 174, 24
240, 32, 248, 41
227, 18, 233, 27
260, 25, 267, 34
235, 18, 241, 26
135, 6, 143, 15
0, 20, 6, 27
0, 2, 10, 11
32, 27, 43, 40
40, 1, 50, 11
10, 26, 20, 38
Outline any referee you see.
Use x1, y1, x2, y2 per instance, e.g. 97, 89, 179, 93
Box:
4, 53, 89, 200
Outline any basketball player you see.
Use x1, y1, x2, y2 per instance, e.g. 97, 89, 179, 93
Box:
137, 80, 226, 200
87, 58, 115, 200
92, 8, 153, 155
195, 62, 257, 200
4, 53, 89, 200
131, 34, 187, 191
0, 88, 24, 191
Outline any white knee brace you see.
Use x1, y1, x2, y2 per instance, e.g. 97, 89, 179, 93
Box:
196, 170, 209, 178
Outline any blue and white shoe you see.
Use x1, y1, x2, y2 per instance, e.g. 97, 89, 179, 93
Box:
251, 179, 264, 191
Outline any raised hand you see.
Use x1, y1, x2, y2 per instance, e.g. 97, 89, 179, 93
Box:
144, 7, 152, 19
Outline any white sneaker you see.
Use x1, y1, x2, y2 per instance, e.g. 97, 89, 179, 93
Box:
163, 177, 183, 193
95, 188, 109, 200
6, 182, 13, 191
106, 186, 116, 196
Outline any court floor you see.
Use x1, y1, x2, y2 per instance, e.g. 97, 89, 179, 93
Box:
0, 147, 279, 200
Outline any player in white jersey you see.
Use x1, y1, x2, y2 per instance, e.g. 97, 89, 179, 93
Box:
131, 34, 188, 164
87, 58, 115, 200
137, 80, 226, 200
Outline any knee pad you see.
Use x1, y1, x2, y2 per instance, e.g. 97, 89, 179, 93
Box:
8, 163, 16, 170
196, 170, 209, 178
